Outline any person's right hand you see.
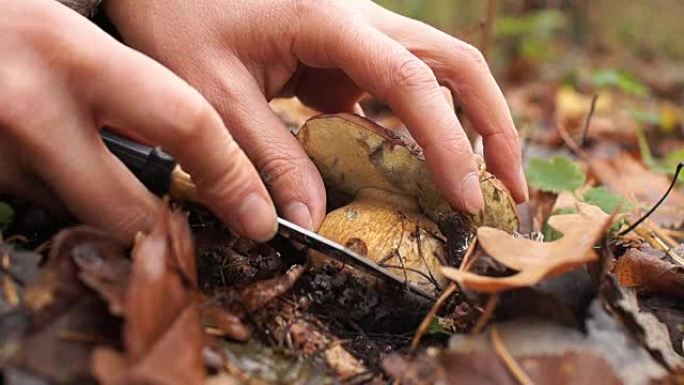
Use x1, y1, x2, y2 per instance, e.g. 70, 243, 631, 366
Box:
0, 0, 278, 242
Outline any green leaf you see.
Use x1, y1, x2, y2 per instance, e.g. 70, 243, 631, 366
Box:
526, 156, 586, 193
583, 187, 632, 214
663, 148, 684, 171
629, 109, 661, 126
636, 125, 684, 179
591, 69, 648, 97
543, 207, 576, 241
0, 201, 14, 233
425, 317, 453, 336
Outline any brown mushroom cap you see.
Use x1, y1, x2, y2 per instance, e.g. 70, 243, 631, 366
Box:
297, 113, 520, 233
314, 188, 448, 294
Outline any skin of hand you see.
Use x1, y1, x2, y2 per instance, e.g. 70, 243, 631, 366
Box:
105, 0, 529, 232
0, 0, 278, 242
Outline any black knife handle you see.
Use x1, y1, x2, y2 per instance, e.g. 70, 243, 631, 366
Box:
100, 130, 177, 195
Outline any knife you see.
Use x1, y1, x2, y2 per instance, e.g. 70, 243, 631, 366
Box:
101, 130, 437, 301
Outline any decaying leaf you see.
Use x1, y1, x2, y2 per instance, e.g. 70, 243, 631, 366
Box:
210, 264, 306, 321
592, 152, 684, 228
297, 113, 520, 232
614, 248, 684, 299
16, 228, 123, 383
92, 205, 205, 385
384, 302, 668, 385
442, 203, 612, 292
602, 274, 684, 370
71, 240, 131, 316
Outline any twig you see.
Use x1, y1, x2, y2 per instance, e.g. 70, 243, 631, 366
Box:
410, 237, 478, 350
471, 293, 500, 335
491, 326, 535, 385
480, 0, 497, 60
635, 225, 684, 266
555, 123, 590, 162
619, 162, 683, 236
580, 94, 598, 147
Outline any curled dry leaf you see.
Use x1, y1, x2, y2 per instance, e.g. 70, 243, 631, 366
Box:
442, 203, 612, 292
92, 205, 205, 385
72, 241, 131, 316
614, 248, 684, 300
16, 227, 123, 383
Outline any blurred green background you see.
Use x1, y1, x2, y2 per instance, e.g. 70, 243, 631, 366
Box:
376, 0, 684, 68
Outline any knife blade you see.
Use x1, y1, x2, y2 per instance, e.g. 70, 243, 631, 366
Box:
101, 129, 437, 301
276, 217, 437, 301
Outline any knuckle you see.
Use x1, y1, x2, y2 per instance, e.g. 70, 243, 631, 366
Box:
456, 42, 487, 68
258, 151, 305, 188
388, 55, 436, 97
168, 94, 216, 143
425, 133, 472, 159
108, 202, 157, 240
197, 140, 256, 205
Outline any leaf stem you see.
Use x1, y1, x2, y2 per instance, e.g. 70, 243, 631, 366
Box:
619, 162, 683, 236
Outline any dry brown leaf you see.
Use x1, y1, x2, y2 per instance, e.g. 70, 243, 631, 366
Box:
384, 350, 622, 385
16, 228, 123, 383
384, 305, 668, 385
592, 152, 684, 228
614, 248, 684, 299
72, 241, 131, 316
92, 205, 205, 385
442, 203, 611, 292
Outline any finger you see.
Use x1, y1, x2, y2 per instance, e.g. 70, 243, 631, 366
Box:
296, 16, 484, 215
88, 45, 277, 241
0, 148, 63, 216
357, 2, 528, 202
204, 64, 327, 231
26, 116, 160, 242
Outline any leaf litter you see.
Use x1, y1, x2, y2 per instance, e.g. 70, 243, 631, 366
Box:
3, 6, 684, 384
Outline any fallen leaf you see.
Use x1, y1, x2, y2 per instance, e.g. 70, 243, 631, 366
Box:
384, 350, 621, 385
384, 301, 668, 385
71, 240, 130, 316
15, 228, 122, 383
603, 274, 684, 370
526, 156, 587, 193
592, 152, 684, 228
92, 205, 205, 385
442, 203, 611, 292
583, 186, 632, 214
614, 248, 684, 299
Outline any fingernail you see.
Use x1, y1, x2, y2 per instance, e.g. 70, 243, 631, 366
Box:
283, 201, 313, 231
462, 172, 485, 216
519, 164, 530, 202
237, 193, 277, 242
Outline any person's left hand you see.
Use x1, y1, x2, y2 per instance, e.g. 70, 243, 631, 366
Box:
105, 0, 528, 231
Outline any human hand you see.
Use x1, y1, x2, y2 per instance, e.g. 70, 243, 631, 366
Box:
106, 0, 529, 231
0, 0, 277, 242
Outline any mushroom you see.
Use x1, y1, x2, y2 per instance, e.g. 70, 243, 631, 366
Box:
296, 113, 519, 295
